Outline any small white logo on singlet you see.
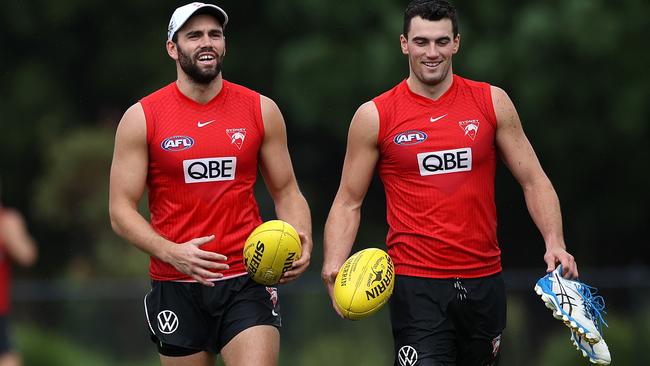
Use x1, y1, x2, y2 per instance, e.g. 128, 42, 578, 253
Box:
430, 114, 447, 123
458, 119, 480, 140
197, 120, 216, 128
226, 128, 247, 150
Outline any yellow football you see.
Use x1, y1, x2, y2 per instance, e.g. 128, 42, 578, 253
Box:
243, 220, 301, 285
334, 248, 395, 320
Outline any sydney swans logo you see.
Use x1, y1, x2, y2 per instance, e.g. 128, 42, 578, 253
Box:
226, 128, 247, 150
458, 119, 479, 140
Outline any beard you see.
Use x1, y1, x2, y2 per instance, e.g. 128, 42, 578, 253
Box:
416, 62, 451, 86
177, 46, 223, 85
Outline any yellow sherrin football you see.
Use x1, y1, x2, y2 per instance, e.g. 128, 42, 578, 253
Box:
243, 220, 301, 285
334, 248, 395, 320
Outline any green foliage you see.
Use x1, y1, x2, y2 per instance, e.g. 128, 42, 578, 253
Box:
18, 325, 114, 366
282, 289, 393, 365
33, 128, 113, 229
16, 324, 158, 366
268, 1, 404, 135
499, 296, 529, 365
31, 127, 148, 277
293, 329, 393, 366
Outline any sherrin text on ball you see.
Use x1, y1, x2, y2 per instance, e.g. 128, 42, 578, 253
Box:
334, 248, 395, 320
243, 220, 301, 285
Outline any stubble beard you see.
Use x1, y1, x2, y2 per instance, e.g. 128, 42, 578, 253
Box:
417, 62, 451, 87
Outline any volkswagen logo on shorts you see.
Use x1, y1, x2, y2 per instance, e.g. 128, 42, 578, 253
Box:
157, 310, 179, 334
398, 345, 418, 366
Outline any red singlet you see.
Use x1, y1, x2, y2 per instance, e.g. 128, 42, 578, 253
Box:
374, 75, 501, 278
141, 80, 264, 281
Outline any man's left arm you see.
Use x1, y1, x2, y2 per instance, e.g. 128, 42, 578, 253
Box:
258, 95, 312, 284
1, 209, 38, 267
492, 86, 578, 279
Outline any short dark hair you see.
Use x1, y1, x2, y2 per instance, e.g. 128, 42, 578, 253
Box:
403, 0, 459, 38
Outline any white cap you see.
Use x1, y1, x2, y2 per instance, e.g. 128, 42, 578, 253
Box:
167, 2, 229, 41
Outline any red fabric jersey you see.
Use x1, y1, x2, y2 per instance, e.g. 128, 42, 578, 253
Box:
374, 75, 501, 278
141, 80, 264, 281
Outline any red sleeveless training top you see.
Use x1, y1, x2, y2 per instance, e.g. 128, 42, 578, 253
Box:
141, 80, 264, 281
374, 75, 501, 278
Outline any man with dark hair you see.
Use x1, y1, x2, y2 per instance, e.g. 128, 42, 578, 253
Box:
109, 3, 312, 365
322, 0, 579, 364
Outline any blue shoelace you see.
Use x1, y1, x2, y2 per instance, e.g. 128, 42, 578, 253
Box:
577, 282, 608, 333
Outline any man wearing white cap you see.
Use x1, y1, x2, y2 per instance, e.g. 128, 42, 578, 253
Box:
109, 3, 312, 365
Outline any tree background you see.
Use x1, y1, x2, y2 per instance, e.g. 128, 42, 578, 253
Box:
1, 0, 648, 365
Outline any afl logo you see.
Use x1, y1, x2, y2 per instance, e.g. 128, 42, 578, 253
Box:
161, 136, 194, 151
394, 130, 427, 145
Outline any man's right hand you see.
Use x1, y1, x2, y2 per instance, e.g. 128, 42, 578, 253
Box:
166, 235, 229, 286
321, 267, 344, 318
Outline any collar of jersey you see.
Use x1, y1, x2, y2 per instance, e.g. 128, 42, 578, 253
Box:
172, 80, 229, 110
401, 74, 458, 107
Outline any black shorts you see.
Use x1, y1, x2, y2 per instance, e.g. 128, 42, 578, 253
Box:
144, 275, 281, 356
389, 273, 506, 366
0, 315, 13, 355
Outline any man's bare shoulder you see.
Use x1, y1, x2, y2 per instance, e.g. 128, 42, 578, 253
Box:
0, 207, 25, 230
120, 103, 145, 124
351, 101, 380, 129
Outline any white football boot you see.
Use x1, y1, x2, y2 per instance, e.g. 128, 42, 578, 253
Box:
534, 265, 608, 344
570, 329, 611, 365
